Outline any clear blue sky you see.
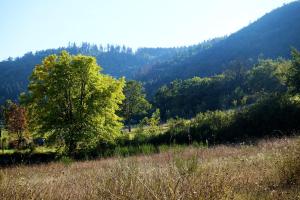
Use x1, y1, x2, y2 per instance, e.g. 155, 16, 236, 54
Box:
0, 0, 296, 60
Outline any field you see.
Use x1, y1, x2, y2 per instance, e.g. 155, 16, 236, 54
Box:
1, 137, 300, 200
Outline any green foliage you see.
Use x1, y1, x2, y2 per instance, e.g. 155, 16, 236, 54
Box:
126, 110, 236, 146
60, 156, 74, 166
232, 94, 300, 138
168, 118, 190, 136
191, 110, 236, 143
113, 144, 158, 157
155, 75, 228, 119
155, 59, 290, 119
130, 109, 162, 144
246, 59, 290, 94
22, 51, 125, 154
120, 80, 151, 132
288, 48, 300, 94
144, 93, 300, 146
147, 109, 161, 134
0, 129, 9, 150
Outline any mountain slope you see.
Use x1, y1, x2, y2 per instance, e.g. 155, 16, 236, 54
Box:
137, 1, 300, 94
0, 44, 188, 103
1, 1, 300, 103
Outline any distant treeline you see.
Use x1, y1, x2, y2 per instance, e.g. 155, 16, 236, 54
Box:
0, 42, 190, 104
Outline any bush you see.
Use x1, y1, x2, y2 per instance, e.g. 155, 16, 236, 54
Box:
190, 110, 236, 143
168, 118, 191, 142
230, 94, 300, 139
113, 144, 159, 157
60, 156, 73, 166
147, 94, 300, 146
134, 111, 236, 146
141, 118, 189, 145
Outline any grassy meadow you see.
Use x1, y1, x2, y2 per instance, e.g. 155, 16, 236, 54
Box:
1, 137, 300, 200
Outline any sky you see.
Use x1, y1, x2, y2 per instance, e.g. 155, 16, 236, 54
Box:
0, 0, 296, 60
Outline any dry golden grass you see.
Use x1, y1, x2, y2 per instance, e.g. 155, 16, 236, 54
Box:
1, 137, 300, 200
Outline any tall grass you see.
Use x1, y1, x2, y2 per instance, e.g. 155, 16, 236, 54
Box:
0, 137, 300, 199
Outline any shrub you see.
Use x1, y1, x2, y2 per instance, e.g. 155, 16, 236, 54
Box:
60, 156, 73, 166
113, 144, 159, 157
190, 110, 236, 143
231, 94, 300, 139
168, 118, 191, 142
148, 94, 300, 146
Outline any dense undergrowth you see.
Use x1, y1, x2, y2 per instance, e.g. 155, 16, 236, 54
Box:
119, 94, 300, 146
1, 93, 300, 165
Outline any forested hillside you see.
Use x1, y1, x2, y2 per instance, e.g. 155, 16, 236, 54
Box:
0, 44, 188, 103
1, 1, 300, 102
154, 59, 290, 119
137, 1, 300, 94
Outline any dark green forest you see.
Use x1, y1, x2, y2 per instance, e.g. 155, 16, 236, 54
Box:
0, 43, 189, 104
154, 59, 290, 120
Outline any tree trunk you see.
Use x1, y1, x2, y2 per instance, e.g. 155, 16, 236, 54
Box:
17, 131, 22, 149
66, 139, 76, 156
128, 123, 131, 132
128, 120, 131, 132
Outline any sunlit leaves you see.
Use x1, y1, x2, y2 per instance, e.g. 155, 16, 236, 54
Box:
23, 51, 125, 153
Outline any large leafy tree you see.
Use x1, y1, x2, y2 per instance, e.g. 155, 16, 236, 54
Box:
121, 80, 151, 132
22, 51, 125, 154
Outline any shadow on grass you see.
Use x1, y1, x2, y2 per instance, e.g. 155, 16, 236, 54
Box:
0, 152, 58, 167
